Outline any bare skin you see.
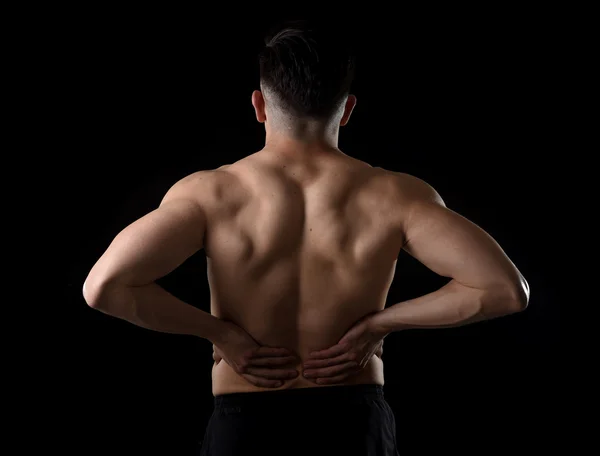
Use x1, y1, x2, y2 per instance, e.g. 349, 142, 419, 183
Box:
84, 90, 528, 396
206, 150, 400, 394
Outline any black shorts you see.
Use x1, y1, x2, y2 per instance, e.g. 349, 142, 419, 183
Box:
199, 384, 399, 456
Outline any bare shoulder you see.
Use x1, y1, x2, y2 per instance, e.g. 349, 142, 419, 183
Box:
360, 168, 449, 238
161, 165, 245, 209
375, 168, 446, 207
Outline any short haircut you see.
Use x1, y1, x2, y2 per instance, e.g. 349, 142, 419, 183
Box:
258, 20, 356, 119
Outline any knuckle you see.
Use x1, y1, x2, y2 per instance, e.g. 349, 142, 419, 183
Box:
347, 352, 358, 361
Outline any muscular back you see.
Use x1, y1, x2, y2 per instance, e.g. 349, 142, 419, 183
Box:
199, 149, 407, 394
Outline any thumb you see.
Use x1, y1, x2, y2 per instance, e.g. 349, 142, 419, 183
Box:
339, 323, 363, 344
213, 345, 223, 362
375, 340, 384, 358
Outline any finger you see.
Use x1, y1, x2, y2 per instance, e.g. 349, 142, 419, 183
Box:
314, 373, 352, 385
243, 367, 299, 380
303, 362, 358, 378
303, 352, 356, 369
248, 356, 298, 367
250, 347, 296, 358
308, 342, 350, 360
242, 374, 284, 388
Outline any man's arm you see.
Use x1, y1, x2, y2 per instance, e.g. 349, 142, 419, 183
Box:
84, 171, 300, 386
370, 176, 529, 334
82, 173, 227, 342
303, 175, 529, 384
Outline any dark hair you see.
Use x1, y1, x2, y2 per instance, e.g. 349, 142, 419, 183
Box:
258, 20, 355, 119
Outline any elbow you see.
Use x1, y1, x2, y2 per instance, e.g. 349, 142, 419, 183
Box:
482, 275, 529, 317
83, 274, 115, 312
502, 274, 530, 314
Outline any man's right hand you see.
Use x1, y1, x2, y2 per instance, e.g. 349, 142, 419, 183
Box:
302, 312, 388, 385
213, 320, 300, 388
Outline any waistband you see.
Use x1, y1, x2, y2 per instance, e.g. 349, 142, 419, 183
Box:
214, 384, 384, 409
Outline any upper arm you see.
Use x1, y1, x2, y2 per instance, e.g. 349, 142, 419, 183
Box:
401, 176, 528, 295
85, 174, 209, 287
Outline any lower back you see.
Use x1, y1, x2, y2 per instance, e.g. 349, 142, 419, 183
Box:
212, 353, 384, 395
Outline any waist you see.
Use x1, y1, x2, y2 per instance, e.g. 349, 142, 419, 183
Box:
214, 384, 385, 409
212, 355, 384, 396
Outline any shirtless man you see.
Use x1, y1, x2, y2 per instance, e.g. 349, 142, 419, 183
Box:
83, 20, 529, 456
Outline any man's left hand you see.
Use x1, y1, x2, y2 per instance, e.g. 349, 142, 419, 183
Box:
213, 321, 299, 388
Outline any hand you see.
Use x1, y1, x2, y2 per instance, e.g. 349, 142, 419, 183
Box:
213, 320, 299, 388
303, 312, 388, 385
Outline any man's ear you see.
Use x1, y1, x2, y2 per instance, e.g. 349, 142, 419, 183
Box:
251, 90, 267, 123
340, 94, 357, 127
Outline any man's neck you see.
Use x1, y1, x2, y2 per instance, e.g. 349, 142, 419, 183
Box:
264, 126, 340, 152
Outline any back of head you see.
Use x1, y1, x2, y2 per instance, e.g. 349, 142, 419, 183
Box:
258, 20, 356, 121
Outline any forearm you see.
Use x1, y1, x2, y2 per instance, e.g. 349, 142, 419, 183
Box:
84, 280, 225, 343
371, 279, 526, 334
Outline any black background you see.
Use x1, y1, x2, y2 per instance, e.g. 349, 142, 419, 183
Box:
60, 10, 560, 455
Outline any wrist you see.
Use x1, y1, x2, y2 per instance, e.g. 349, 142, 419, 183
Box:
368, 308, 408, 335
367, 310, 393, 337
200, 314, 230, 344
